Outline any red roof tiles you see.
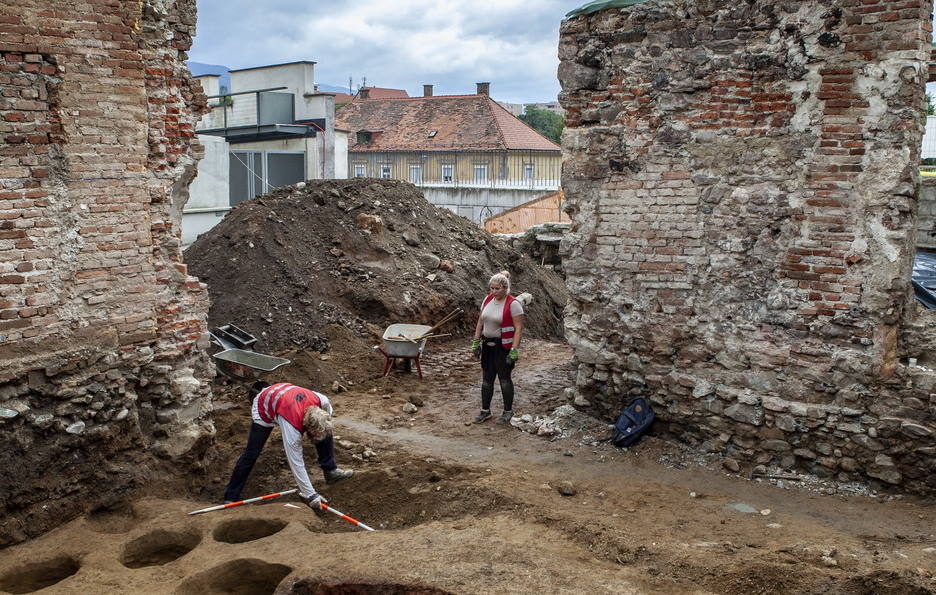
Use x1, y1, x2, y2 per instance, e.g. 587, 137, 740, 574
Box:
335, 94, 560, 153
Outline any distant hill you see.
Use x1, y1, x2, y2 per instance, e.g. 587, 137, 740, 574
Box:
187, 61, 230, 90
187, 61, 352, 96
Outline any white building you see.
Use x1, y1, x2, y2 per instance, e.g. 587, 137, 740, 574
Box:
184, 61, 346, 246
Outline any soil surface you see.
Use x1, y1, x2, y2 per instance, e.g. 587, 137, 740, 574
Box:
1, 336, 933, 595
1, 181, 934, 593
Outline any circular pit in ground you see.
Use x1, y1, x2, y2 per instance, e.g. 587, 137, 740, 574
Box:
175, 558, 292, 595
0, 555, 80, 594
120, 529, 201, 568
213, 518, 289, 544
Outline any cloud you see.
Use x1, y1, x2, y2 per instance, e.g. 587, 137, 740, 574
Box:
191, 0, 583, 102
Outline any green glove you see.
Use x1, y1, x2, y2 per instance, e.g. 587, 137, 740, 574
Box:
472, 339, 482, 358
508, 348, 519, 362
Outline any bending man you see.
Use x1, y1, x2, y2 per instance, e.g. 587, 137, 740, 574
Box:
223, 381, 353, 509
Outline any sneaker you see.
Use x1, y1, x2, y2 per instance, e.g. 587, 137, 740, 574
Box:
496, 411, 514, 424
473, 410, 492, 424
324, 467, 354, 485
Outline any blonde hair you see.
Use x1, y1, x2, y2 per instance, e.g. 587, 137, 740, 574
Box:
303, 406, 333, 442
488, 270, 510, 293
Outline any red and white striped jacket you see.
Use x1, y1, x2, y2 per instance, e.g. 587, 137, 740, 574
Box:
256, 383, 323, 432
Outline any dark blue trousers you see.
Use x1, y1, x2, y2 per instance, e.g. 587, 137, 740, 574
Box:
223, 422, 337, 501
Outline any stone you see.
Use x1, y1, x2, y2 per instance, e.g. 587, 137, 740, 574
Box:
900, 422, 932, 438
722, 458, 740, 472
691, 379, 715, 398
0, 408, 19, 419
439, 259, 455, 272
868, 467, 902, 485
402, 402, 418, 414
556, 481, 577, 496
762, 440, 791, 452
30, 414, 54, 428
65, 421, 86, 434
402, 231, 420, 246
407, 395, 425, 407
417, 253, 441, 270
724, 403, 763, 426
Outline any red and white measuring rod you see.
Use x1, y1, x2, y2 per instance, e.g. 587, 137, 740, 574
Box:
320, 502, 376, 531
188, 489, 298, 516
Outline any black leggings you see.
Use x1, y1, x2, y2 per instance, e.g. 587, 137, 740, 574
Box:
480, 338, 514, 412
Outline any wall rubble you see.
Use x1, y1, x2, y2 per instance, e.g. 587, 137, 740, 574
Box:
0, 0, 214, 545
559, 0, 936, 493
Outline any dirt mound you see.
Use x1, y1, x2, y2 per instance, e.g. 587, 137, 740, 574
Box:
185, 179, 568, 353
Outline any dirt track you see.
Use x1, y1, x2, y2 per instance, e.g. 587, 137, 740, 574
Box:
1, 336, 934, 594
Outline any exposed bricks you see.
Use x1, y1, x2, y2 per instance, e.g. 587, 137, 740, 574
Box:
0, 0, 214, 546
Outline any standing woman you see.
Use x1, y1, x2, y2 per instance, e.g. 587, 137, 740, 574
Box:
471, 270, 524, 424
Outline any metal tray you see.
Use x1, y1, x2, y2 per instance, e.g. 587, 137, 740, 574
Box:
212, 349, 290, 381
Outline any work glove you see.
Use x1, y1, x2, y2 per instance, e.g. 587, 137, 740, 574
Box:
301, 493, 327, 511
471, 339, 481, 359
508, 348, 519, 362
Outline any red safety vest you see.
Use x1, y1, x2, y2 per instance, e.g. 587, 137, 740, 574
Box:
482, 293, 517, 350
256, 383, 322, 432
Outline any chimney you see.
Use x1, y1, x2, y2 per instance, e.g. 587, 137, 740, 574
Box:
476, 82, 490, 96
423, 84, 433, 97
359, 87, 370, 99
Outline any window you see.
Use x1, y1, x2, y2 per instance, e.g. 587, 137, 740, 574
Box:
474, 164, 487, 182
380, 165, 392, 179
354, 164, 366, 178
441, 164, 453, 182
409, 164, 422, 184
229, 151, 303, 207
524, 164, 535, 180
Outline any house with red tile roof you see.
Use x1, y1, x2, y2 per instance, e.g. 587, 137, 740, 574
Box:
335, 83, 562, 222
328, 86, 410, 105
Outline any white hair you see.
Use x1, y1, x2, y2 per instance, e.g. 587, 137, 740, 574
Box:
488, 270, 510, 293
303, 406, 333, 442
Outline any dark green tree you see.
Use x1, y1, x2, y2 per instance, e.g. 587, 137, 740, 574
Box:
519, 105, 564, 143
927, 93, 935, 116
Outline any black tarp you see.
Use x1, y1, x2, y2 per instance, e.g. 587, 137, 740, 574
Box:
913, 250, 936, 310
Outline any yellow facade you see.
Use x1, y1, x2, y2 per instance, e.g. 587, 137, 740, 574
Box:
349, 150, 561, 187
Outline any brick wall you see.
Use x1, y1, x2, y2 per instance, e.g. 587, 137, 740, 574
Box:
560, 0, 936, 494
0, 0, 213, 544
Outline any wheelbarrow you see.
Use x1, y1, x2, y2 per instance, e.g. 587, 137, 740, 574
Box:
373, 324, 433, 379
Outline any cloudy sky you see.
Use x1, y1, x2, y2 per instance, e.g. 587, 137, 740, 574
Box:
189, 0, 587, 104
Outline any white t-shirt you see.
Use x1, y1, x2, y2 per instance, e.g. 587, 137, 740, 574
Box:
480, 296, 524, 338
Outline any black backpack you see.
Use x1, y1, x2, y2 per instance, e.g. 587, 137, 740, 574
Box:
610, 397, 655, 447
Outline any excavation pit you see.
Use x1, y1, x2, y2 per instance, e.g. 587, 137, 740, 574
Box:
175, 558, 292, 595
287, 578, 455, 594
120, 529, 201, 568
213, 518, 288, 544
0, 556, 80, 594
307, 463, 523, 533
86, 501, 139, 534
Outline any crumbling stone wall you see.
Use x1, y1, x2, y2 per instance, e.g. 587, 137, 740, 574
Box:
560, 0, 936, 493
0, 0, 213, 544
